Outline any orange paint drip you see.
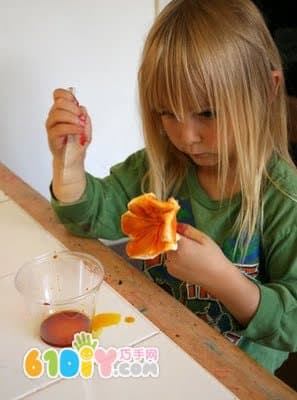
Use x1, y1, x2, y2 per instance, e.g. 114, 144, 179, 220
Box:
124, 316, 136, 323
92, 313, 121, 330
91, 313, 121, 338
91, 313, 135, 338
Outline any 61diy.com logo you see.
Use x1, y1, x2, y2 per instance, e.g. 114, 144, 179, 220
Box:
23, 332, 159, 379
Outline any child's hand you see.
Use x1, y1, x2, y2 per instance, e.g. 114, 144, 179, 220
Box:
166, 223, 260, 326
165, 223, 231, 286
45, 88, 92, 161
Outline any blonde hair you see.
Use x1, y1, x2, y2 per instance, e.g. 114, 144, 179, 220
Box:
138, 0, 294, 249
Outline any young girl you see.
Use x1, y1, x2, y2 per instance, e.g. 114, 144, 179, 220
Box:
46, 0, 297, 373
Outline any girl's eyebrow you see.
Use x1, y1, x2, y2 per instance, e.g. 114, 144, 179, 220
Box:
155, 107, 174, 115
195, 108, 214, 113
159, 109, 174, 114
153, 106, 166, 113
191, 106, 213, 113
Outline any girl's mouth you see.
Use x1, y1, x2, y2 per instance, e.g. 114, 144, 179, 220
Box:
192, 153, 213, 158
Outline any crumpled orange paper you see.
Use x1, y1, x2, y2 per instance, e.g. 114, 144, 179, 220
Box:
121, 193, 180, 259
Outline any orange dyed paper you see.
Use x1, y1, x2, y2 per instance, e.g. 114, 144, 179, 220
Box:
121, 193, 180, 259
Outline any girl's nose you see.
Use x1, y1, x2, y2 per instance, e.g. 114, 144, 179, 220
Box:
180, 119, 202, 143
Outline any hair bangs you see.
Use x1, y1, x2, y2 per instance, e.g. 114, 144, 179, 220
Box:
146, 19, 210, 121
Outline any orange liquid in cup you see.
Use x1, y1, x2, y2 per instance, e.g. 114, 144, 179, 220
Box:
40, 311, 91, 347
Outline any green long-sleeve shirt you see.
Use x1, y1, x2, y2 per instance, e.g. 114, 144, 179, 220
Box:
51, 149, 297, 372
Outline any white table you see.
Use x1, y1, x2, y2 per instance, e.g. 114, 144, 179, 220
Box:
0, 192, 237, 400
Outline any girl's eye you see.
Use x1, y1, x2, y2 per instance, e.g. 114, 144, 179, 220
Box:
194, 110, 216, 119
160, 111, 175, 118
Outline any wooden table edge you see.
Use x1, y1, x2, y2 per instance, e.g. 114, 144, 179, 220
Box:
1, 162, 296, 400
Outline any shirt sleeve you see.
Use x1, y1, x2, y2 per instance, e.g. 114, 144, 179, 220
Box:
50, 149, 147, 240
239, 220, 297, 352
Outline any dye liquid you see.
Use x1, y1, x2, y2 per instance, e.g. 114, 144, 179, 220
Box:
40, 310, 91, 347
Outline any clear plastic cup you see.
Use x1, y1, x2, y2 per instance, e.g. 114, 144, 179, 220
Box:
15, 250, 104, 347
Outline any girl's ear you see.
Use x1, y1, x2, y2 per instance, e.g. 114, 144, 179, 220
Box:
272, 70, 282, 96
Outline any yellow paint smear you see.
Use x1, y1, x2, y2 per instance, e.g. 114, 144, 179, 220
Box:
92, 313, 121, 329
91, 312, 135, 338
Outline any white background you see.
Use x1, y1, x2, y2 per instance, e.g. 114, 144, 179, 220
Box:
0, 1, 158, 199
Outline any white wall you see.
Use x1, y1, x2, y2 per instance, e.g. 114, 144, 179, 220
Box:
158, 0, 171, 11
0, 1, 154, 199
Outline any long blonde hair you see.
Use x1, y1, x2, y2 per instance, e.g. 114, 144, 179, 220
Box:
138, 0, 294, 247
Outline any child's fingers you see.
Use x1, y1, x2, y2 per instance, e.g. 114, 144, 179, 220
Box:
79, 105, 89, 119
177, 223, 206, 244
46, 123, 86, 153
50, 97, 81, 116
49, 123, 85, 138
46, 110, 86, 130
46, 89, 90, 154
77, 106, 91, 146
53, 88, 77, 104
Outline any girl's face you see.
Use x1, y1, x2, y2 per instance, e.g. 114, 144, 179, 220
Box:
160, 110, 220, 168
